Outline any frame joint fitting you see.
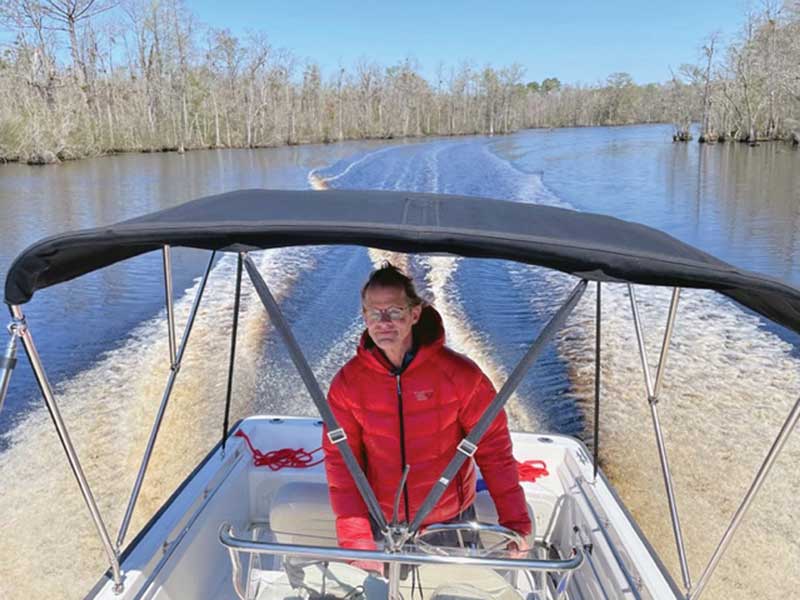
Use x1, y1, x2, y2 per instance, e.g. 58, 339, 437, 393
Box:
7, 318, 26, 337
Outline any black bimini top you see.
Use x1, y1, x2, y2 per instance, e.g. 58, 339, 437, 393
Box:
5, 189, 800, 334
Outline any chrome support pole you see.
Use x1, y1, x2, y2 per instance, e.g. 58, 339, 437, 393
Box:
628, 285, 654, 393
221, 523, 585, 572
162, 245, 177, 368
388, 561, 402, 600
628, 285, 691, 590
654, 288, 681, 399
0, 319, 22, 415
689, 394, 800, 600
9, 304, 123, 592
116, 251, 216, 550
556, 567, 576, 600
227, 543, 245, 600
592, 281, 601, 482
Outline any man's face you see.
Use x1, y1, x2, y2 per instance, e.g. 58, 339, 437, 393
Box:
362, 285, 421, 355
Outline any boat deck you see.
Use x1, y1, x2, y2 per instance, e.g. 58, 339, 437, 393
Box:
90, 416, 678, 600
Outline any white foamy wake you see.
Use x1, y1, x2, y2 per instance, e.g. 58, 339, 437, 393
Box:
367, 248, 409, 272
361, 145, 536, 429
308, 172, 328, 191
560, 282, 800, 599
309, 146, 400, 188
311, 317, 365, 392
0, 247, 316, 599
253, 312, 366, 418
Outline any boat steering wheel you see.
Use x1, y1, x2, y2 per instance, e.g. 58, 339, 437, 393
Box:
413, 521, 527, 557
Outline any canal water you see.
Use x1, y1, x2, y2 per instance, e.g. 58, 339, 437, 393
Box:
0, 124, 798, 598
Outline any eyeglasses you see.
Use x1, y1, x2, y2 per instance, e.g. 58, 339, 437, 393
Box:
363, 306, 410, 324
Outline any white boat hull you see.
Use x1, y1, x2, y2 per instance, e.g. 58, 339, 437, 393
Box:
89, 416, 679, 599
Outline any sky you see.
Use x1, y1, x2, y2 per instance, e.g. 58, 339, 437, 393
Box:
189, 0, 750, 85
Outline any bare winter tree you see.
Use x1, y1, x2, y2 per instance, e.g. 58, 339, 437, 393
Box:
2, 0, 799, 164
38, 0, 117, 111
699, 33, 719, 142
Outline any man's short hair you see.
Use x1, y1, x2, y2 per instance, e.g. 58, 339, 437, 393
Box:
361, 262, 423, 306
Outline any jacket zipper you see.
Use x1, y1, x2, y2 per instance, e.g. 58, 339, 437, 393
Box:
396, 373, 410, 522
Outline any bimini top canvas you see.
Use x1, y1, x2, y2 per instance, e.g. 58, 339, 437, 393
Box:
5, 188, 800, 334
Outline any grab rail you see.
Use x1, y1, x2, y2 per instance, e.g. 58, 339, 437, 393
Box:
220, 522, 584, 599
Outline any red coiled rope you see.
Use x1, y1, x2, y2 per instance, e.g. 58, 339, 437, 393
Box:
235, 429, 324, 470
517, 459, 548, 483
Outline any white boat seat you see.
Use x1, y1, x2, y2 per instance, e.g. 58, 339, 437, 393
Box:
270, 481, 339, 546
269, 482, 535, 547
251, 561, 386, 599
414, 564, 524, 600
473, 490, 536, 544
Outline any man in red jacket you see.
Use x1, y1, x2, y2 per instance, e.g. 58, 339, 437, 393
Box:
323, 263, 531, 568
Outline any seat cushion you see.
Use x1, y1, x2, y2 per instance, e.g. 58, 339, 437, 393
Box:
417, 565, 523, 600
473, 490, 536, 543
270, 481, 338, 546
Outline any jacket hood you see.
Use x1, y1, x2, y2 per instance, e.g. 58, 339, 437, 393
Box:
357, 304, 445, 373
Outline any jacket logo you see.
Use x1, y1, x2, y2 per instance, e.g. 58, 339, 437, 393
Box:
414, 389, 434, 402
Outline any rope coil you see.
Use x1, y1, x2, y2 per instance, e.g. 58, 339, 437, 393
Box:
235, 429, 324, 470
517, 459, 548, 483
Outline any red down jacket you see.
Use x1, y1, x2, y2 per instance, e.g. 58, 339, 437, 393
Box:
323, 305, 531, 549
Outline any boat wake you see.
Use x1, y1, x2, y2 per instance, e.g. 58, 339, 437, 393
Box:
560, 281, 800, 597
0, 247, 316, 598
309, 145, 404, 190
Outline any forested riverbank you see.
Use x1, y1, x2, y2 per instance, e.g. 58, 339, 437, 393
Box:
1, 1, 799, 164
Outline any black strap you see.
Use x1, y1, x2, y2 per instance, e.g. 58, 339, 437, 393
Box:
222, 253, 243, 452
243, 255, 389, 532
593, 281, 601, 480
408, 279, 588, 533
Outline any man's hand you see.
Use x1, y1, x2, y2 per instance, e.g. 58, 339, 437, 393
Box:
505, 537, 531, 559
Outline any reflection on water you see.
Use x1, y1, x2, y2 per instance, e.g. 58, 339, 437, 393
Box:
492, 125, 800, 287
705, 143, 800, 282
0, 125, 798, 599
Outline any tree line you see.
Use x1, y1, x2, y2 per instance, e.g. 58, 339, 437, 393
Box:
669, 1, 800, 144
1, 1, 798, 164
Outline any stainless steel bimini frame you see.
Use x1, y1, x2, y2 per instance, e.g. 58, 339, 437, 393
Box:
116, 248, 217, 550
1, 248, 800, 599
627, 285, 690, 591
621, 284, 800, 599
1, 246, 217, 593
7, 302, 124, 592
219, 523, 585, 600
0, 319, 20, 417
